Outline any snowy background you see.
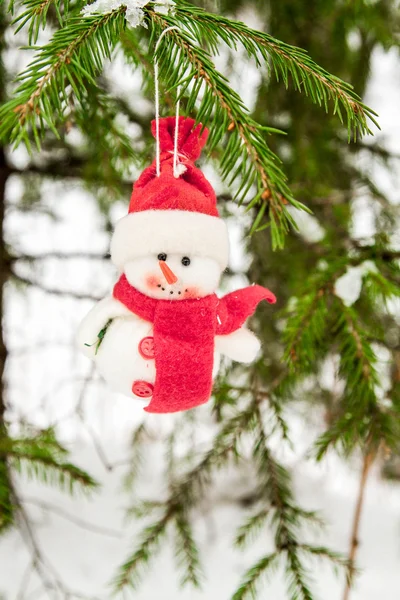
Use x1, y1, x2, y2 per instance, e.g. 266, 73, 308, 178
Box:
1, 18, 400, 600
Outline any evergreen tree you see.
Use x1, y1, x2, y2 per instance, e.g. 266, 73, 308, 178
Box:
0, 0, 399, 598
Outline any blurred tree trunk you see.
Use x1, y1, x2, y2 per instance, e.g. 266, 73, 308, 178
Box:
0, 8, 13, 531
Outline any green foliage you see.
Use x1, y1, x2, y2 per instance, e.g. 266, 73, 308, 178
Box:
0, 454, 13, 533
174, 507, 203, 587
168, 1, 378, 138
282, 255, 400, 460
231, 553, 280, 600
12, 0, 70, 43
0, 8, 127, 149
0, 428, 98, 493
115, 397, 349, 599
315, 299, 400, 458
1, 0, 379, 245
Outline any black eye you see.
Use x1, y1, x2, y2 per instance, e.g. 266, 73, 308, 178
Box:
181, 257, 191, 266
158, 253, 167, 261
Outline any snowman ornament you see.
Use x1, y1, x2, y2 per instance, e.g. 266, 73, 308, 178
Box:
77, 117, 276, 413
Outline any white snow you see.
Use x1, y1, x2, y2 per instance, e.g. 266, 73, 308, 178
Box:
81, 0, 175, 28
334, 261, 378, 306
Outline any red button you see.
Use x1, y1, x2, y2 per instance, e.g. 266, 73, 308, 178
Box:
132, 380, 154, 398
138, 336, 155, 359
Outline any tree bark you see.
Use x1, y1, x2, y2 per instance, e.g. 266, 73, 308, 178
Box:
0, 7, 13, 531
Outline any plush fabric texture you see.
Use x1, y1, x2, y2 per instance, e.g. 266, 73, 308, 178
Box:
113, 275, 276, 413
111, 210, 229, 271
110, 116, 230, 271
129, 117, 216, 215
151, 116, 208, 162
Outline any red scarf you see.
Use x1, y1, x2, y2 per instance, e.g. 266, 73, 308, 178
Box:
113, 275, 276, 413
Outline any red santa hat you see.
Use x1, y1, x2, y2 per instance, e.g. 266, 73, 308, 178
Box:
111, 117, 229, 271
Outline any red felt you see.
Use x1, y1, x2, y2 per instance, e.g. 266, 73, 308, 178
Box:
216, 286, 277, 335
150, 116, 208, 160
128, 117, 218, 217
113, 275, 276, 414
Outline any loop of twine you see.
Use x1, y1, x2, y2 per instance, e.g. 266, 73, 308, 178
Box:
154, 26, 181, 178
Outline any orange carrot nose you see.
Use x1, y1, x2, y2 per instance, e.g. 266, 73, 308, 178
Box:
159, 261, 178, 285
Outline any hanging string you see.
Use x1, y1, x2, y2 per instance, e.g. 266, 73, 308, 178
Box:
154, 26, 182, 179
173, 81, 181, 178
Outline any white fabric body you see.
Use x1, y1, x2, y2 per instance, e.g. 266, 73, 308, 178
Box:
76, 296, 260, 400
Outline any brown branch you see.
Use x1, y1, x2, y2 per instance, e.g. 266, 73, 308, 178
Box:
22, 496, 123, 538
11, 477, 102, 600
14, 251, 110, 262
342, 450, 375, 600
10, 477, 67, 598
7, 161, 133, 197
7, 156, 87, 179
0, 145, 13, 529
11, 271, 103, 301
75, 366, 116, 473
16, 558, 36, 600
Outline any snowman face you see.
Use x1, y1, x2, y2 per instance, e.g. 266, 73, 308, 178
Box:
124, 253, 222, 300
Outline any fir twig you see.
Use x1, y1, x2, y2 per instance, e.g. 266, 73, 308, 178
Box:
0, 7, 127, 149
170, 0, 379, 140
13, 0, 69, 44
232, 553, 280, 600
114, 404, 257, 591
174, 507, 203, 588
144, 12, 306, 247
232, 403, 349, 600
1, 429, 98, 494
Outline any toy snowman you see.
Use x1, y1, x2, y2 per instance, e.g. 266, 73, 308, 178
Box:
77, 117, 276, 413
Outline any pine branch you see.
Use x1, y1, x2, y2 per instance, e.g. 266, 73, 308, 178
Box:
174, 508, 203, 588
113, 507, 173, 590
72, 84, 140, 188
4, 1, 378, 245
234, 507, 271, 549
114, 404, 257, 591
231, 553, 280, 600
315, 300, 400, 458
285, 548, 314, 600
284, 286, 330, 369
170, 0, 379, 140
123, 422, 148, 491
22, 496, 122, 538
232, 404, 347, 600
11, 271, 103, 301
283, 266, 339, 369
0, 7, 127, 148
0, 454, 13, 532
144, 12, 309, 247
13, 0, 70, 44
1, 429, 98, 494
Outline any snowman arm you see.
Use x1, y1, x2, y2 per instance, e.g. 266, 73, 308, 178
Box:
215, 327, 261, 364
76, 296, 132, 358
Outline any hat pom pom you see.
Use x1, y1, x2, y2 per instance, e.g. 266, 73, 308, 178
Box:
151, 116, 208, 161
